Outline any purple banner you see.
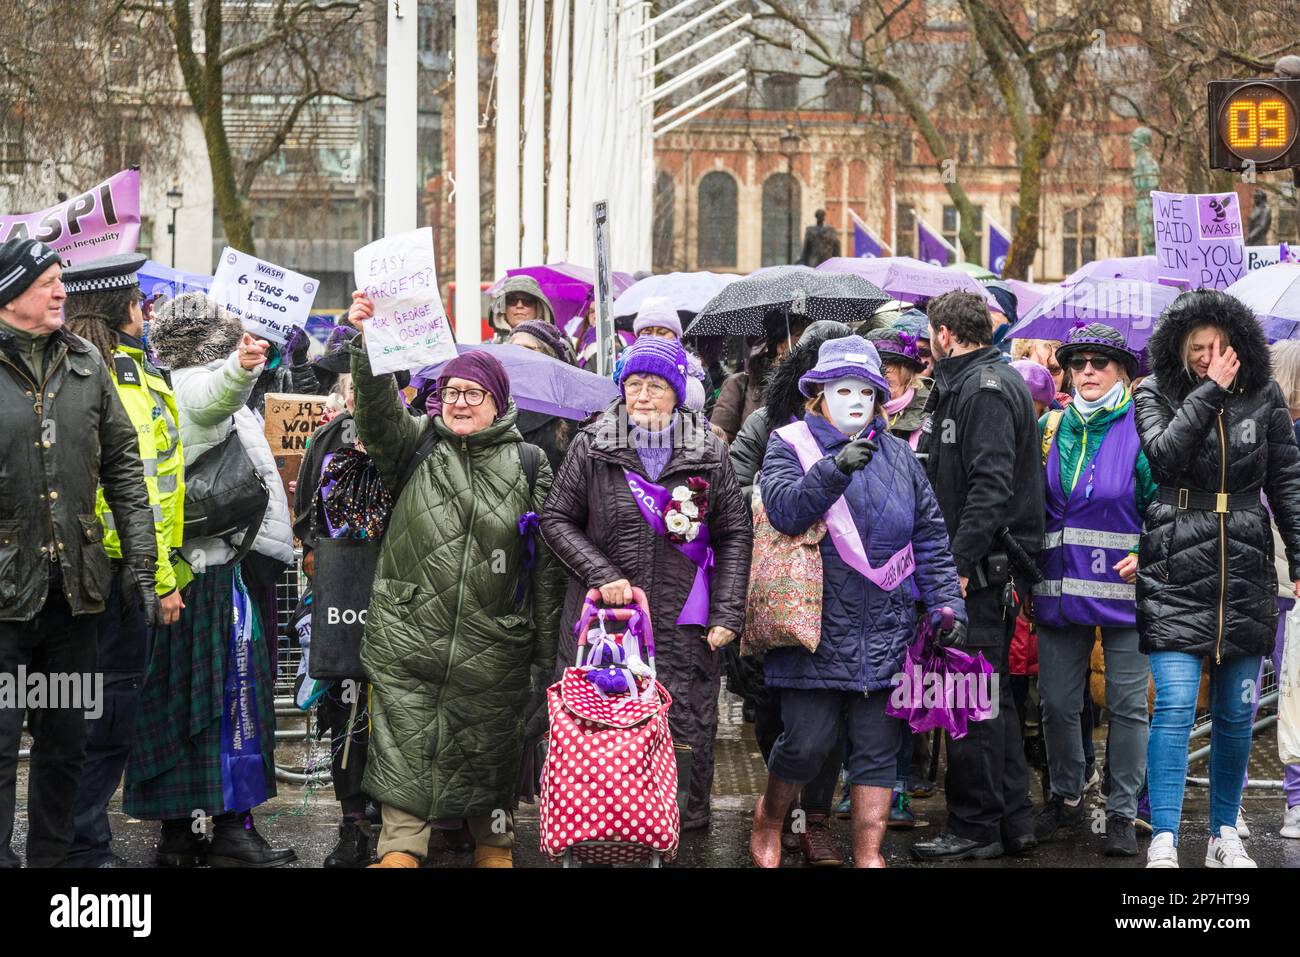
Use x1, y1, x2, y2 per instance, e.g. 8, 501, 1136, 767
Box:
851, 210, 889, 258
1153, 190, 1246, 291
917, 219, 955, 267
0, 169, 140, 266
988, 220, 1012, 277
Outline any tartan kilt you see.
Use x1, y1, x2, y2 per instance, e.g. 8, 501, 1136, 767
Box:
123, 562, 278, 820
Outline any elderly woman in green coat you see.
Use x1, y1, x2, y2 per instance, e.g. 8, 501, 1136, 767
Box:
346, 292, 562, 869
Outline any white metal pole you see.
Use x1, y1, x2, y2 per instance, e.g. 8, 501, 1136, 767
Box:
521, 0, 546, 262
568, 0, 593, 261
454, 0, 483, 343
546, 0, 571, 262
494, 0, 521, 277
384, 1, 418, 235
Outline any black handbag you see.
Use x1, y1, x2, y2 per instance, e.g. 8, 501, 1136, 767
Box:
183, 424, 271, 544
308, 536, 381, 680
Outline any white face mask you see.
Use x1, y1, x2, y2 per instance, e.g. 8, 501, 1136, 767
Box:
822, 376, 875, 436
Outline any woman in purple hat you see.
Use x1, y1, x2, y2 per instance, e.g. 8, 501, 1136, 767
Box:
542, 335, 754, 831
1028, 322, 1155, 859
749, 335, 966, 868
864, 326, 929, 449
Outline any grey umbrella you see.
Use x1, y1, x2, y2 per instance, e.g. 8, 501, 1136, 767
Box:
683, 265, 891, 338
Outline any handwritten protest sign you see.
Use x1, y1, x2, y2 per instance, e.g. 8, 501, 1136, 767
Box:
211, 247, 318, 344
263, 393, 328, 515
354, 227, 455, 374
1153, 190, 1246, 291
0, 169, 140, 265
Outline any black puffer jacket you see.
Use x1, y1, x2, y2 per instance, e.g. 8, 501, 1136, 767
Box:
1135, 290, 1300, 660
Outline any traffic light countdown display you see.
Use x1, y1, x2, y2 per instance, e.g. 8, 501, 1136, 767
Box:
1209, 79, 1300, 172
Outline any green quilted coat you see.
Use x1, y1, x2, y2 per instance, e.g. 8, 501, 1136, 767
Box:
349, 345, 562, 820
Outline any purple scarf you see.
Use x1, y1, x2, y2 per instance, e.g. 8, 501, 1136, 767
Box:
220, 573, 267, 813
623, 470, 714, 626
774, 420, 915, 590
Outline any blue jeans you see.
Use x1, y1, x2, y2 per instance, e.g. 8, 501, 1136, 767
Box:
1148, 652, 1261, 844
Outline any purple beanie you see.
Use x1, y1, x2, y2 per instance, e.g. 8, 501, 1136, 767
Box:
1011, 359, 1055, 406
434, 350, 512, 420
617, 335, 689, 406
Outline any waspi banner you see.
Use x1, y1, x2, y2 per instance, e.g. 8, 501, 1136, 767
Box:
0, 168, 141, 265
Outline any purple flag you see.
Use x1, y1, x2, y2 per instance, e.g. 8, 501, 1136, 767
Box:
850, 210, 890, 258
0, 169, 141, 266
917, 219, 955, 267
988, 220, 1012, 277
1152, 190, 1246, 291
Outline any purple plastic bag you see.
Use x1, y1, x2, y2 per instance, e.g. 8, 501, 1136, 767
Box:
885, 615, 996, 739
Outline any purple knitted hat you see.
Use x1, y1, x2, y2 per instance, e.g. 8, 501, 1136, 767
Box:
798, 334, 890, 397
617, 335, 689, 406
1055, 321, 1141, 378
1011, 359, 1055, 405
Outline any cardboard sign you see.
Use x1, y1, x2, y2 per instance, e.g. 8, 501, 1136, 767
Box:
354, 226, 455, 374
211, 247, 319, 344
1153, 190, 1246, 291
263, 393, 328, 456
0, 168, 141, 265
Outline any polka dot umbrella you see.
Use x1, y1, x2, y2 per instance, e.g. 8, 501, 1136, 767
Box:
682, 265, 890, 338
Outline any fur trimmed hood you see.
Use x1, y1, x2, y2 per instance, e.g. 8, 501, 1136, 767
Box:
1146, 288, 1272, 401
150, 291, 244, 370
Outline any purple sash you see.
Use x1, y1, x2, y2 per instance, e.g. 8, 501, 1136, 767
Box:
220, 573, 267, 813
622, 470, 714, 627
773, 421, 915, 591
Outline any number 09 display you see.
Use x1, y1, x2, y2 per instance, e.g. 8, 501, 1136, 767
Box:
1209, 80, 1300, 170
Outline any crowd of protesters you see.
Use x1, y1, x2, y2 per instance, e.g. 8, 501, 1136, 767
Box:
2, 232, 1299, 872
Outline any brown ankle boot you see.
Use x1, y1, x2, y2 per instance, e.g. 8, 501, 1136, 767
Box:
367, 851, 419, 868
473, 846, 513, 868
850, 785, 892, 868
750, 775, 803, 868
799, 813, 845, 867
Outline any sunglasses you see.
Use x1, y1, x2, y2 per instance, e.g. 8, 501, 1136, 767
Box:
505, 294, 536, 307
1067, 355, 1113, 372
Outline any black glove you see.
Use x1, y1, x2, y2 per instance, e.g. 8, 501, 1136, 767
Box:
936, 620, 968, 650
286, 327, 311, 365
834, 437, 879, 475
122, 563, 163, 628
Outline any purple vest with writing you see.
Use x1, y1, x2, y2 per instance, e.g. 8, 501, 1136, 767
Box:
1034, 404, 1142, 628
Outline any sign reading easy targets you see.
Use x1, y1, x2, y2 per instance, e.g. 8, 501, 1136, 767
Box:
210, 247, 319, 344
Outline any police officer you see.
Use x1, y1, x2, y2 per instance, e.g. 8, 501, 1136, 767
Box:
60, 253, 184, 867
910, 290, 1046, 862
0, 239, 157, 868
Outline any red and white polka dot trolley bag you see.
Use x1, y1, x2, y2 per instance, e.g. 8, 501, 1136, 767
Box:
539, 588, 680, 867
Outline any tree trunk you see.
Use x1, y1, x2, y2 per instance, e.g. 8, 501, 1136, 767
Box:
201, 110, 256, 255
1003, 124, 1053, 280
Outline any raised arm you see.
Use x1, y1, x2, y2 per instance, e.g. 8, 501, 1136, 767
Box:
174, 348, 260, 429
1133, 377, 1227, 482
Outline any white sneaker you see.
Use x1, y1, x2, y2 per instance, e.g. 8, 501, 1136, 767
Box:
1146, 831, 1178, 868
1205, 826, 1257, 868
1236, 806, 1250, 838
1281, 805, 1300, 839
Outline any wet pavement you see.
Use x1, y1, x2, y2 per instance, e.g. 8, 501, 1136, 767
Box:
12, 691, 1300, 868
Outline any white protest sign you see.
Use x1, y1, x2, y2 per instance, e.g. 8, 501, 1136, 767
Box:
1246, 244, 1283, 271
354, 226, 455, 374
1152, 190, 1246, 291
210, 247, 318, 344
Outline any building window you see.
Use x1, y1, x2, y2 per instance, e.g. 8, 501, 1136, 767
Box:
698, 171, 737, 268
762, 74, 799, 111
900, 132, 913, 165
418, 112, 441, 185
943, 204, 982, 261
1122, 204, 1138, 257
653, 171, 674, 270
896, 202, 916, 258
1062, 206, 1098, 275
137, 216, 153, 261
825, 75, 862, 113
107, 36, 139, 89
0, 112, 23, 175
761, 173, 801, 267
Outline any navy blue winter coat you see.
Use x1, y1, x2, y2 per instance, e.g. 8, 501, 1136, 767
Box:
758, 413, 966, 692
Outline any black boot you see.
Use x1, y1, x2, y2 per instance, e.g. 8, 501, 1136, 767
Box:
155, 819, 209, 867
323, 819, 371, 868
208, 812, 298, 868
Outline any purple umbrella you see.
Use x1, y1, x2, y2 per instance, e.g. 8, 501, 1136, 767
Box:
1006, 277, 1181, 352
1003, 278, 1054, 314
1061, 256, 1157, 287
412, 343, 619, 421
1225, 263, 1300, 340
486, 263, 636, 332
816, 255, 996, 307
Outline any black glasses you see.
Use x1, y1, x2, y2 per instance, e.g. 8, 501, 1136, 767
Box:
438, 387, 489, 406
505, 294, 536, 308
1067, 355, 1112, 372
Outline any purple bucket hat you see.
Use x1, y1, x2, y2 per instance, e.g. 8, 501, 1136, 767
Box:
798, 334, 891, 397
864, 327, 925, 372
1055, 321, 1141, 379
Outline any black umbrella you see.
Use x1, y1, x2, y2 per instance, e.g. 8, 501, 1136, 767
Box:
683, 265, 891, 338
